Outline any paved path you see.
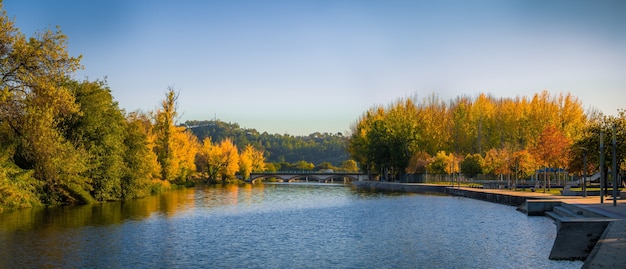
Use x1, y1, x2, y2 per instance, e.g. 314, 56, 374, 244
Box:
449, 186, 626, 269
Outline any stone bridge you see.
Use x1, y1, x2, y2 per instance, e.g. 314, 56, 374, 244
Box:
247, 171, 369, 184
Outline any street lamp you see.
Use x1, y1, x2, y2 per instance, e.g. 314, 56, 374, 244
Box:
578, 147, 587, 198
600, 130, 604, 204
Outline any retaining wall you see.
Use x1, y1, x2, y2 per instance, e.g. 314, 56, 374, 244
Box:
352, 181, 529, 206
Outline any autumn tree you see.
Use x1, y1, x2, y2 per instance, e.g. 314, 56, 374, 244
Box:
340, 159, 359, 172
406, 151, 431, 174
428, 151, 449, 175
483, 147, 513, 180
512, 149, 537, 183
0, 5, 92, 204
449, 96, 475, 154
218, 138, 239, 181
152, 88, 198, 181
0, 142, 41, 211
239, 144, 266, 180
532, 125, 571, 190
197, 137, 220, 182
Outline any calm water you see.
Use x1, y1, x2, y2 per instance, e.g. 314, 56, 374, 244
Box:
0, 183, 582, 269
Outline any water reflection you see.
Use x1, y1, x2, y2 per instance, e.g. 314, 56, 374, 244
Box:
0, 183, 582, 269
0, 187, 198, 232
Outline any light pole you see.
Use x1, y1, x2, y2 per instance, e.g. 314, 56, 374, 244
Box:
600, 130, 604, 204
578, 147, 588, 197
583, 149, 587, 198
612, 125, 618, 207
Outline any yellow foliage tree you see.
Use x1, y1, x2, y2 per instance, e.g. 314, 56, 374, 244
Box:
238, 145, 254, 181
170, 128, 199, 181
218, 138, 239, 181
238, 144, 266, 180
152, 88, 199, 181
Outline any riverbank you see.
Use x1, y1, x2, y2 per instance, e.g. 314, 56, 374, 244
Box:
351, 181, 626, 269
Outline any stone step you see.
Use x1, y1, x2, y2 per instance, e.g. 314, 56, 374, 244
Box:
560, 203, 606, 218
553, 205, 582, 218
545, 210, 563, 221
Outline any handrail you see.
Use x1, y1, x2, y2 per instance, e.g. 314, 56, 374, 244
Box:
251, 171, 363, 175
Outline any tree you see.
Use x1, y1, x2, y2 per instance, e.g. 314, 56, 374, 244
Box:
249, 146, 266, 173
460, 154, 483, 179
428, 151, 449, 175
218, 138, 239, 181
239, 144, 265, 180
406, 152, 431, 174
340, 159, 359, 172
0, 6, 91, 204
152, 88, 198, 181
65, 80, 126, 201
532, 125, 571, 191
153, 89, 178, 181
483, 147, 513, 182
238, 146, 253, 181
512, 149, 537, 181
122, 112, 161, 198
197, 137, 218, 182
0, 142, 41, 212
570, 112, 626, 194
295, 160, 315, 171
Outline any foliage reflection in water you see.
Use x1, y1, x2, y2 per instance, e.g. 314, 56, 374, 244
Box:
0, 183, 582, 268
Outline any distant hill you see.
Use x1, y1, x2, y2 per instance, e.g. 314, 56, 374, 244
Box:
184, 120, 350, 166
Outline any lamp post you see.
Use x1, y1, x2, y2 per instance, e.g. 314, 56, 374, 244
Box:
600, 130, 604, 204
612, 125, 618, 206
582, 148, 587, 198
577, 147, 588, 197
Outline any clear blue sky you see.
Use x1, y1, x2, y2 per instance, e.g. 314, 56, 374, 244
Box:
4, 0, 626, 135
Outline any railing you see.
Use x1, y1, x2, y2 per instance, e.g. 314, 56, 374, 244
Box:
251, 171, 362, 175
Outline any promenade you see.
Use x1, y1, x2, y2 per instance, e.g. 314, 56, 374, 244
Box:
353, 182, 626, 269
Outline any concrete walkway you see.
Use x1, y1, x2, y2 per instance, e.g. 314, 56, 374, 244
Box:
565, 198, 626, 269
450, 186, 626, 269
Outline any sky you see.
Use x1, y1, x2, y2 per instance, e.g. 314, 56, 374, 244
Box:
4, 0, 626, 135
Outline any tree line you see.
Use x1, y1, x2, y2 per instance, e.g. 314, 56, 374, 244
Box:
0, 4, 359, 211
0, 6, 254, 211
348, 92, 626, 185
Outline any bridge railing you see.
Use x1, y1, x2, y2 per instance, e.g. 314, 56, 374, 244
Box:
251, 171, 362, 175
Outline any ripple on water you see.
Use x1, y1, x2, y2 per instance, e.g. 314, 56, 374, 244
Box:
0, 184, 582, 268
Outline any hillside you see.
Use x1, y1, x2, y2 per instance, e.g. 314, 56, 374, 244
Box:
185, 120, 350, 166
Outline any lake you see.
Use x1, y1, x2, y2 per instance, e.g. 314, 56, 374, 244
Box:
0, 183, 582, 268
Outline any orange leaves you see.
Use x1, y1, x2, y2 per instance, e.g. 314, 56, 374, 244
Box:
532, 125, 571, 169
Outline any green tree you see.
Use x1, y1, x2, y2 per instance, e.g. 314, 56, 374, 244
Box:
295, 160, 315, 171
428, 151, 449, 174
460, 154, 483, 179
65, 80, 126, 201
153, 88, 179, 181
122, 112, 161, 198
